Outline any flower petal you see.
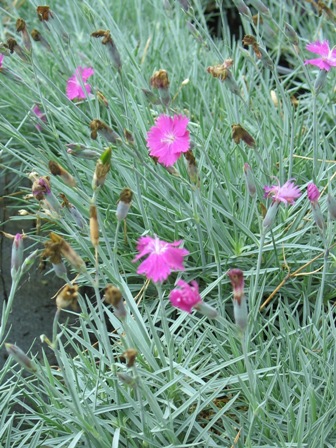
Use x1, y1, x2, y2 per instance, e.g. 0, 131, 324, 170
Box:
306, 40, 330, 57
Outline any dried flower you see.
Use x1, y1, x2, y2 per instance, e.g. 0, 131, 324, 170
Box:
31, 175, 61, 213
232, 124, 255, 147
207, 61, 241, 96
228, 269, 248, 331
90, 119, 120, 143
31, 29, 51, 51
146, 114, 190, 167
92, 147, 112, 189
304, 40, 336, 71
133, 236, 189, 283
16, 18, 32, 52
150, 69, 170, 105
56, 284, 79, 310
184, 150, 199, 186
104, 284, 126, 320
60, 193, 86, 230
264, 180, 301, 205
47, 233, 86, 272
91, 29, 121, 70
242, 35, 261, 59
116, 188, 133, 221
123, 349, 138, 367
5, 38, 29, 62
49, 160, 76, 187
37, 6, 53, 21
66, 66, 94, 100
5, 343, 36, 372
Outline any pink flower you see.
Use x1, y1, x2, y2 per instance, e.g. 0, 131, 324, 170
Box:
264, 180, 301, 205
33, 104, 46, 130
66, 66, 94, 100
307, 183, 320, 203
0, 54, 4, 68
133, 235, 189, 283
169, 280, 202, 313
304, 40, 336, 71
146, 114, 190, 166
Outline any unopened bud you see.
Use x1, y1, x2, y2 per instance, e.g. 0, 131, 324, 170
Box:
90, 204, 99, 247
92, 147, 112, 189
314, 69, 328, 95
49, 161, 76, 187
52, 262, 67, 279
251, 0, 270, 16
96, 90, 109, 108
5, 343, 36, 372
263, 202, 279, 231
116, 188, 133, 221
244, 163, 256, 197
11, 233, 24, 275
66, 144, 99, 159
233, 0, 252, 18
284, 22, 299, 46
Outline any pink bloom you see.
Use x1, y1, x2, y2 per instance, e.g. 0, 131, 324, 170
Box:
33, 104, 46, 130
146, 114, 190, 166
264, 180, 301, 205
169, 280, 202, 313
133, 235, 189, 283
66, 66, 94, 100
0, 54, 4, 68
304, 40, 336, 71
307, 183, 320, 203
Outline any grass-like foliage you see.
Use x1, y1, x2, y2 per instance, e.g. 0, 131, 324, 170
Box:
1, 0, 336, 446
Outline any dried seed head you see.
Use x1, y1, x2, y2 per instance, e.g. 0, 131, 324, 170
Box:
184, 150, 199, 186
123, 349, 138, 367
150, 69, 170, 89
96, 90, 109, 108
104, 284, 122, 306
90, 119, 120, 143
91, 29, 108, 38
31, 29, 41, 41
242, 35, 261, 59
16, 18, 26, 32
49, 233, 85, 272
207, 63, 229, 81
48, 160, 76, 187
37, 6, 53, 21
116, 188, 133, 220
231, 124, 255, 147
56, 284, 79, 310
119, 188, 133, 204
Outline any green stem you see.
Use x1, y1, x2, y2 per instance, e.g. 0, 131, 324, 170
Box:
156, 283, 174, 381
191, 188, 206, 270
250, 231, 266, 311
0, 277, 20, 345
312, 93, 318, 182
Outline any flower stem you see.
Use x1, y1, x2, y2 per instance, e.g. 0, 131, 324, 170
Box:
250, 231, 266, 311
0, 277, 20, 345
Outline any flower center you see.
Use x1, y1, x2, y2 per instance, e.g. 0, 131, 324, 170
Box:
162, 132, 176, 145
153, 238, 168, 254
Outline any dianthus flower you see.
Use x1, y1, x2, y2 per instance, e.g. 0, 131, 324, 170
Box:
264, 180, 301, 205
304, 40, 336, 71
307, 182, 320, 203
66, 66, 94, 100
146, 114, 190, 166
169, 280, 201, 313
0, 54, 4, 69
33, 104, 46, 130
133, 235, 189, 283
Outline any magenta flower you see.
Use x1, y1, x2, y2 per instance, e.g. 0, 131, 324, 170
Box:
307, 183, 320, 203
304, 40, 336, 71
33, 104, 47, 130
169, 280, 202, 313
146, 114, 190, 166
133, 235, 189, 283
66, 66, 94, 100
0, 54, 4, 68
264, 180, 301, 205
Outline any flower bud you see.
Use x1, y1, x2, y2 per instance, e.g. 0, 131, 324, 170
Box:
284, 22, 299, 46
116, 188, 133, 221
5, 343, 36, 372
90, 204, 99, 247
11, 233, 24, 275
262, 202, 279, 232
243, 163, 256, 197
314, 69, 328, 95
92, 147, 112, 190
233, 0, 252, 18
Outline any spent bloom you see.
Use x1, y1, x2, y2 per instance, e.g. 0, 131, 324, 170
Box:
133, 235, 189, 283
228, 269, 248, 331
66, 66, 94, 100
146, 114, 190, 166
264, 180, 301, 205
307, 183, 325, 233
304, 40, 336, 71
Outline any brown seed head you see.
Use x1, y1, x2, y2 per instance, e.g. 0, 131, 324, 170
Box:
150, 69, 170, 90
31, 29, 41, 41
56, 284, 79, 310
231, 124, 255, 147
6, 38, 18, 53
16, 18, 26, 32
119, 188, 133, 204
207, 63, 229, 81
37, 6, 53, 21
49, 233, 85, 272
123, 348, 138, 367
104, 285, 122, 306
